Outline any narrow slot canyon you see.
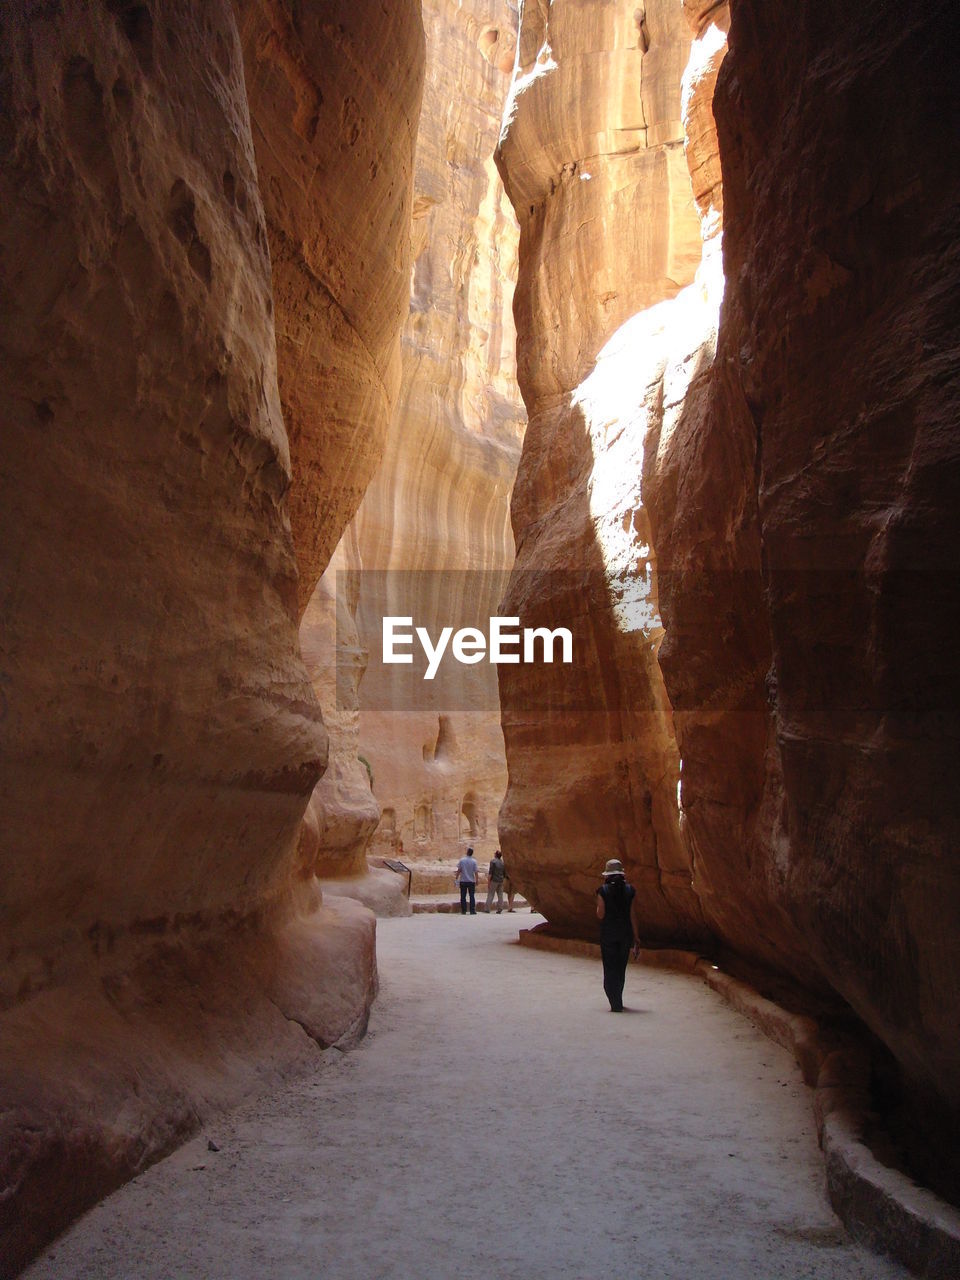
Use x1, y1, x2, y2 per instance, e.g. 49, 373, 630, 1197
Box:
1, 1, 958, 1277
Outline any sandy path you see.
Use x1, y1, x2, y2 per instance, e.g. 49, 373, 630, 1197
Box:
25, 915, 907, 1280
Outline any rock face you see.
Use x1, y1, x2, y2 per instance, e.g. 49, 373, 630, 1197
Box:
494, 0, 708, 938
306, 0, 524, 881
298, 537, 380, 882
647, 0, 819, 985
0, 0, 421, 1270
1, 0, 322, 980
498, 0, 960, 1175
703, 0, 960, 1176
236, 0, 424, 614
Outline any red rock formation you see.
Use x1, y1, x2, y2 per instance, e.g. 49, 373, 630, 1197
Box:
646, 0, 820, 985
297, 0, 524, 895
0, 0, 421, 1270
499, 0, 960, 1182
705, 0, 960, 1176
495, 0, 708, 939
649, 0, 960, 1176
353, 0, 523, 874
236, 0, 424, 614
298, 539, 381, 881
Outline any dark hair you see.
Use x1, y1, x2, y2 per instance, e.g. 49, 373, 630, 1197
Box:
467, 847, 474, 855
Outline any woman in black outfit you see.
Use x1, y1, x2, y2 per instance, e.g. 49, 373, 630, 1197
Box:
595, 859, 640, 1011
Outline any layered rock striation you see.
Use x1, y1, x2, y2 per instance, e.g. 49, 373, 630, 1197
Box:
0, 0, 421, 1270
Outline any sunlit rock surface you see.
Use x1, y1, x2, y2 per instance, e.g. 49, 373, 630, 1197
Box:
494, 0, 707, 937
499, 0, 960, 1181
0, 1, 420, 1269
305, 0, 525, 884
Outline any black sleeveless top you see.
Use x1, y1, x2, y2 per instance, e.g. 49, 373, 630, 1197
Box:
598, 879, 635, 945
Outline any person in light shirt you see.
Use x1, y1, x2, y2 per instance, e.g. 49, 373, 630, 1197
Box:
455, 846, 479, 915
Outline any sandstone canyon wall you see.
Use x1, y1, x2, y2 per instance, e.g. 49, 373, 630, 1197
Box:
495, 0, 709, 940
0, 1, 422, 1271
298, 534, 381, 883
498, 0, 960, 1176
298, 0, 525, 888
236, 0, 425, 614
698, 0, 960, 1179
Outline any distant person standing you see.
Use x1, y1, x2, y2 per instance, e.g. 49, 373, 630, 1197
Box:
455, 846, 479, 915
486, 849, 506, 913
595, 859, 640, 1011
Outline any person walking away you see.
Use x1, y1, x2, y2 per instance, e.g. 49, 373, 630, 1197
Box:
595, 859, 640, 1011
455, 846, 479, 915
486, 849, 506, 913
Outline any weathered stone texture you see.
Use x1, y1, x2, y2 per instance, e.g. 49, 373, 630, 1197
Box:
0, 0, 421, 1269
498, 0, 960, 1175
236, 0, 425, 613
705, 0, 960, 1167
317, 0, 525, 877
298, 538, 380, 881
494, 0, 707, 938
644, 0, 819, 985
0, 0, 322, 996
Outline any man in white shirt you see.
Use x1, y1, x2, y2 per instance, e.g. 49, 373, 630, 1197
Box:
455, 846, 479, 915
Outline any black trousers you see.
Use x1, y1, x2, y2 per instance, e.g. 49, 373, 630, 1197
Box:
459, 881, 476, 913
601, 940, 631, 1010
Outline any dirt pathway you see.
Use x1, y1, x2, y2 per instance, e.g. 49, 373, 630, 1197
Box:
25, 915, 907, 1279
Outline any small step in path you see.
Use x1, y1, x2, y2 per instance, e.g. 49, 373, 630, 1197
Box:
24, 915, 910, 1280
